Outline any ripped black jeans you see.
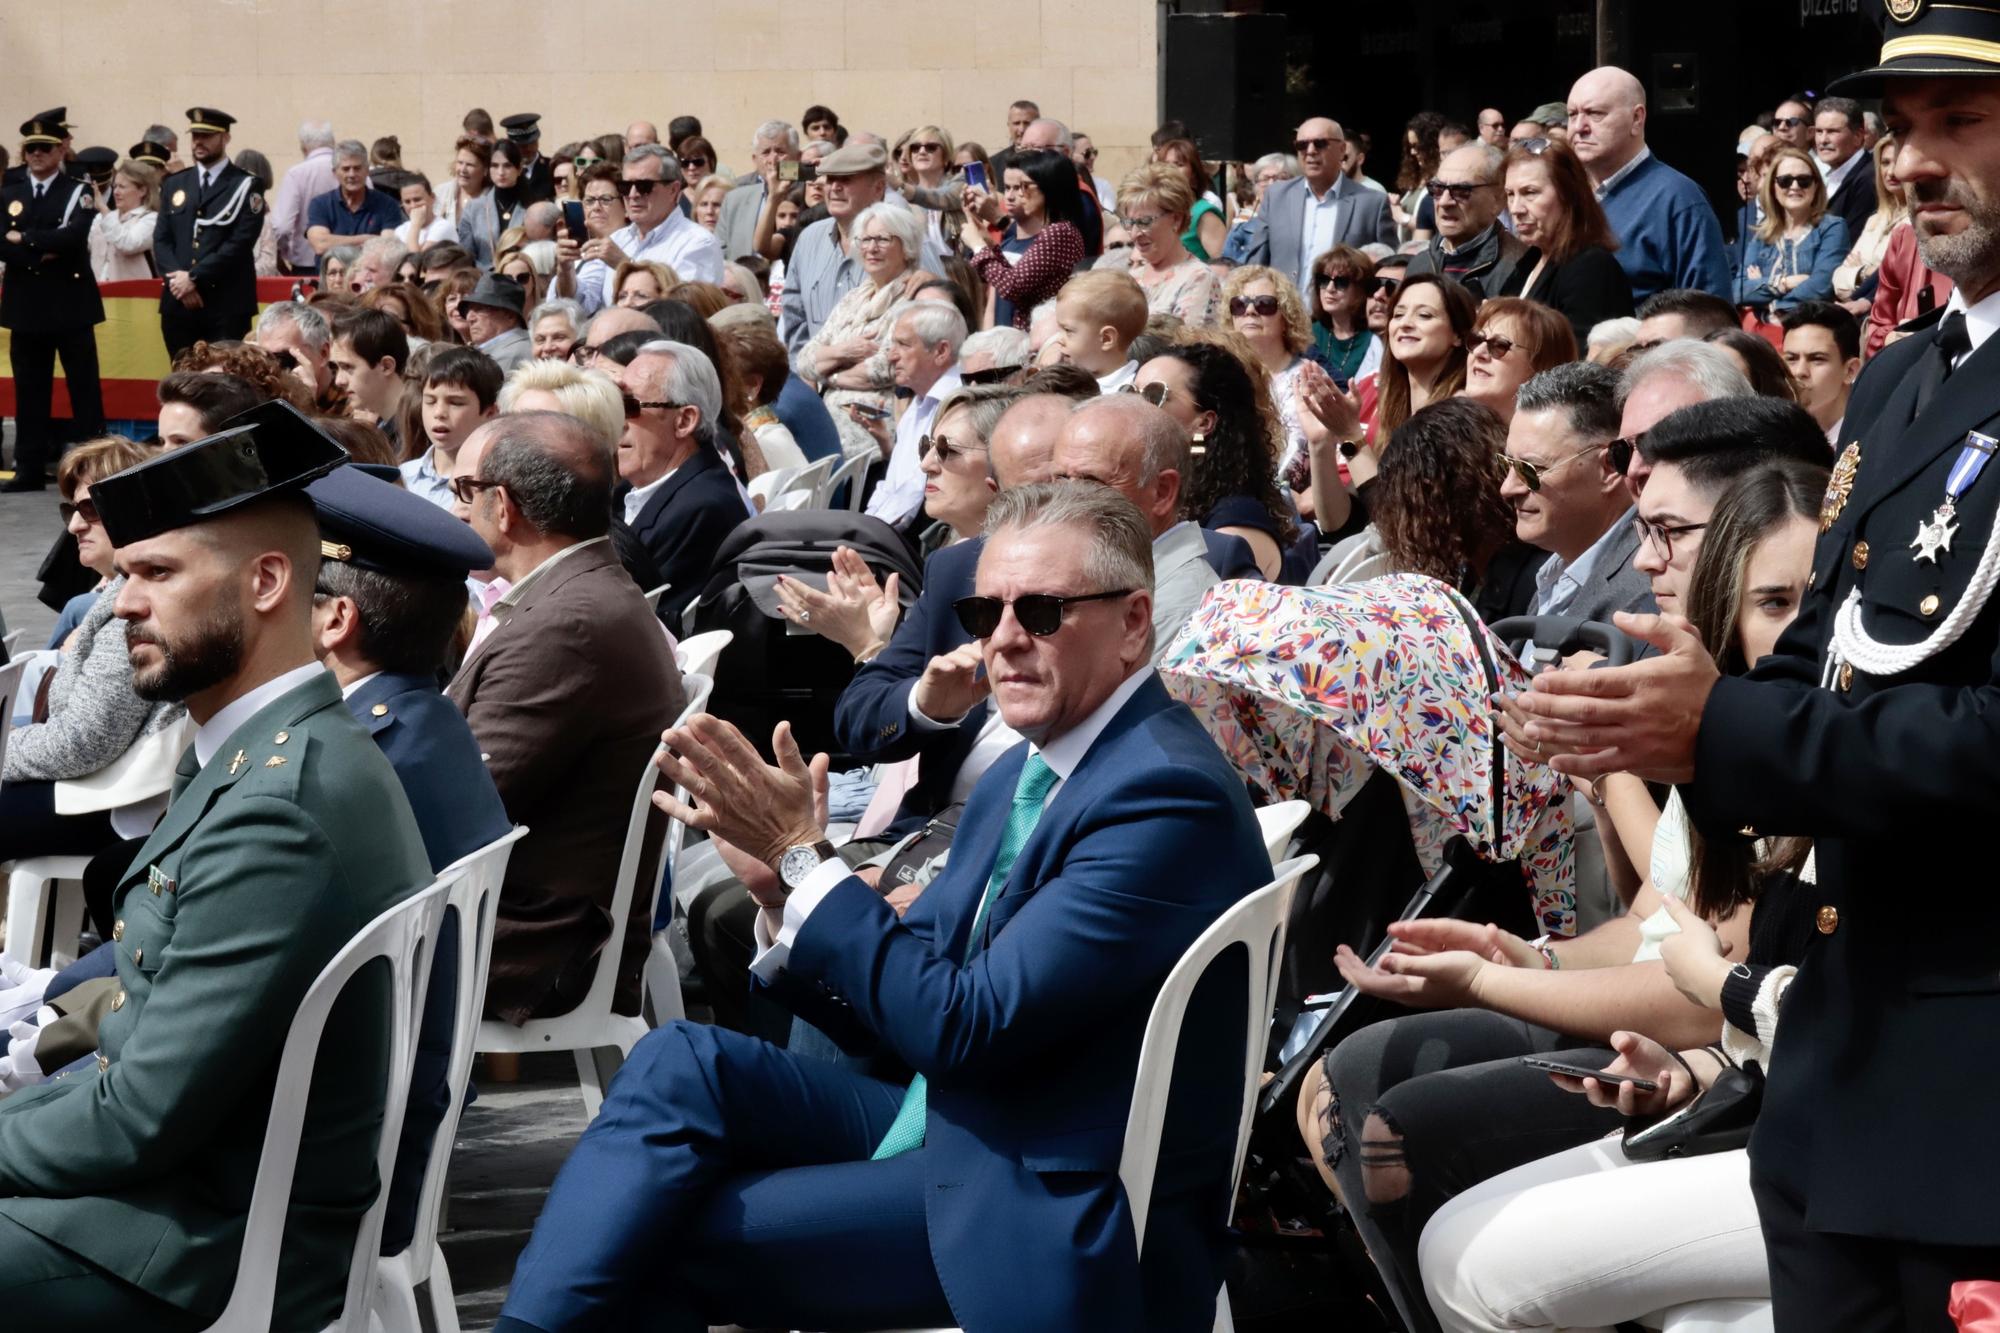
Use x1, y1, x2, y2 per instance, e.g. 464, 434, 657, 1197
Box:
1312, 1010, 1620, 1333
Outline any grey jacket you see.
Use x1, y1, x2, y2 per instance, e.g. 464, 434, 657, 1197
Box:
1252, 175, 1399, 291
1546, 515, 1658, 625
717, 178, 766, 262
1152, 521, 1222, 665
3, 579, 185, 782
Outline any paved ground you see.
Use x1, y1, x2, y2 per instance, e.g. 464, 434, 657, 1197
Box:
0, 479, 65, 653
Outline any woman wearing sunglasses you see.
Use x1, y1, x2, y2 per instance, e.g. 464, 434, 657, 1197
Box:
1307, 244, 1382, 390
1221, 264, 1318, 470
893, 124, 965, 252
1735, 149, 1848, 318
1100, 163, 1220, 326
1458, 297, 1576, 426
1502, 139, 1634, 345
0, 436, 186, 875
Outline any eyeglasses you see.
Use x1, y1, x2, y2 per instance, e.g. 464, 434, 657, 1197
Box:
952, 588, 1134, 638
1365, 276, 1402, 299
1229, 294, 1281, 318
909, 142, 945, 154
1123, 213, 1163, 230
446, 476, 503, 504
58, 496, 100, 525
1772, 173, 1816, 190
1318, 274, 1356, 291
1498, 442, 1602, 491
1632, 515, 1707, 562
1294, 137, 1336, 154
582, 193, 621, 208
1773, 116, 1808, 130
1079, 147, 1098, 160
855, 234, 900, 250
919, 432, 987, 466
681, 156, 710, 170
1466, 330, 1519, 359
1607, 430, 1645, 475
1426, 178, 1492, 202
1118, 381, 1172, 407
622, 393, 683, 418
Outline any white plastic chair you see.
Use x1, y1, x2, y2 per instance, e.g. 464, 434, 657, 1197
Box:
5, 855, 92, 967
0, 655, 28, 772
748, 465, 800, 511
1255, 799, 1311, 867
854, 855, 1315, 1333
642, 583, 671, 614
763, 488, 813, 513
784, 454, 836, 505
475, 688, 699, 1119
643, 672, 713, 1028
819, 447, 875, 511
372, 827, 528, 1333
0, 627, 24, 656
673, 629, 733, 679
202, 873, 454, 1333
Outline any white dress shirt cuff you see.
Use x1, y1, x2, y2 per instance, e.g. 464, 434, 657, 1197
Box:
748, 857, 855, 981
906, 689, 966, 731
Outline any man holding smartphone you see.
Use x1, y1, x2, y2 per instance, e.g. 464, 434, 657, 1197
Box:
560, 145, 723, 313
1515, 6, 2000, 1325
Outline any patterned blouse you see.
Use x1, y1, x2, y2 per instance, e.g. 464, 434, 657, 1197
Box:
970, 220, 1085, 328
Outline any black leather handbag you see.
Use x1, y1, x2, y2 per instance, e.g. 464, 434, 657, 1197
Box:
1621, 1065, 1763, 1162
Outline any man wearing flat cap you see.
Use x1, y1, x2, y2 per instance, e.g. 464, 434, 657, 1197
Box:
779, 141, 947, 354
0, 402, 433, 1328
152, 107, 264, 359
1, 114, 105, 492
500, 112, 556, 206
459, 274, 534, 373
1512, 0, 2000, 1324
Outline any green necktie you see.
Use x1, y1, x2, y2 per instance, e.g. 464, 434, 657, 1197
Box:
871, 751, 1059, 1160
170, 743, 201, 800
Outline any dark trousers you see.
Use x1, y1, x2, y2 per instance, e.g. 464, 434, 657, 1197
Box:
7, 326, 103, 482
0, 780, 116, 867
1318, 1008, 1620, 1333
497, 1020, 952, 1333
0, 1214, 203, 1328
1754, 1168, 2000, 1332
159, 300, 251, 362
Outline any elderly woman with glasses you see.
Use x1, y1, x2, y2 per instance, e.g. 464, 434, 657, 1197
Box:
794, 201, 925, 453
1458, 297, 1577, 426
1736, 149, 1849, 317
1099, 163, 1220, 326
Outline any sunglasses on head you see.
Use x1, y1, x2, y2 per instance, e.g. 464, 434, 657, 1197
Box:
1516, 136, 1551, 154
1118, 381, 1172, 407
1426, 178, 1489, 202
1772, 173, 1816, 190
1230, 294, 1281, 318
952, 588, 1133, 638
59, 496, 100, 526
1467, 330, 1518, 358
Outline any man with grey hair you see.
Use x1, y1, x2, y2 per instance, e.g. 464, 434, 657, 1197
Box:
521, 200, 560, 243
1254, 115, 1398, 297
616, 339, 747, 621
867, 301, 967, 528
271, 119, 336, 273
348, 235, 410, 295
1018, 118, 1073, 154
781, 143, 947, 354
1614, 339, 1755, 496
1404, 141, 1532, 298
1051, 393, 1222, 661
251, 299, 334, 402
568, 143, 723, 311
720, 120, 803, 262
1504, 361, 1654, 620
304, 138, 401, 257
959, 326, 1030, 385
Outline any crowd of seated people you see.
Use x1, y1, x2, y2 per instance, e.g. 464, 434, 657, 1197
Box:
1, 26, 1996, 1329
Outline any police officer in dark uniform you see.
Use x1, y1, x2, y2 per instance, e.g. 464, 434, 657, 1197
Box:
1517, 3, 2000, 1326
151, 107, 263, 359
128, 139, 171, 170
500, 112, 557, 206
0, 115, 105, 492
1, 108, 84, 188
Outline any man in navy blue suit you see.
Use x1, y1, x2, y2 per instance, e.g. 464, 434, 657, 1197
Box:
305, 463, 513, 1257
497, 481, 1269, 1332
615, 340, 749, 624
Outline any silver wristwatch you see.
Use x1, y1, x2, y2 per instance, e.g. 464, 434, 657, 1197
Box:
778, 840, 839, 892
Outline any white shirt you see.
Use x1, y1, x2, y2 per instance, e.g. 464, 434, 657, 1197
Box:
1298, 177, 1345, 295
621, 465, 679, 526
867, 366, 962, 527
1825, 415, 1844, 448
1095, 359, 1138, 393
193, 663, 328, 769
1943, 283, 2000, 366
753, 666, 1155, 977
339, 671, 383, 700
1822, 148, 1866, 197
1592, 145, 1652, 201
395, 215, 458, 251
28, 170, 59, 199
578, 207, 725, 313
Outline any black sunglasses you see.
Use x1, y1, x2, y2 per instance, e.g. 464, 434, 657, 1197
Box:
1426, 178, 1491, 202
1498, 442, 1602, 492
1365, 276, 1402, 299
1294, 137, 1335, 154
953, 589, 1134, 638
1118, 381, 1171, 407
958, 364, 1017, 385
1608, 431, 1645, 475
623, 394, 682, 418
1229, 294, 1281, 318
1772, 173, 1816, 190
59, 496, 101, 525
1773, 115, 1808, 129
681, 156, 710, 170
1318, 274, 1355, 291
621, 178, 662, 196
908, 142, 945, 154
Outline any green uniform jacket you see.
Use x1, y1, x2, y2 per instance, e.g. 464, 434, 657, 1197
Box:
0, 671, 431, 1329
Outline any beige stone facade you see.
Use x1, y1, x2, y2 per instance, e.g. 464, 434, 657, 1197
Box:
1, 0, 1159, 188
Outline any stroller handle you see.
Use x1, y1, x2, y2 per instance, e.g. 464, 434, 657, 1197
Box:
1487, 616, 1640, 668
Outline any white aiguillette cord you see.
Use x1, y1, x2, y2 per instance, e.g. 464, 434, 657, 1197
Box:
1823, 519, 2000, 687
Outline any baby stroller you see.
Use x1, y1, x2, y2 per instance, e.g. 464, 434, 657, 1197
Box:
1159, 575, 1631, 1328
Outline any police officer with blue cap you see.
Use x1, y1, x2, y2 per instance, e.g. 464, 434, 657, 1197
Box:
304, 458, 513, 1261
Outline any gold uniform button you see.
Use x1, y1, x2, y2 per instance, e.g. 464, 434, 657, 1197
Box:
372, 703, 389, 717
1920, 594, 1941, 617
112, 989, 126, 1011
1838, 662, 1854, 692
1852, 541, 1869, 571
96, 1053, 109, 1072
1816, 905, 1839, 935
112, 920, 125, 942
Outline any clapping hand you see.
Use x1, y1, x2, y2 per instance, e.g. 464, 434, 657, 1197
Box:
700, 736, 834, 909
654, 716, 828, 876
1543, 1030, 1695, 1117
911, 642, 989, 723
1514, 611, 1720, 783
774, 547, 902, 657
1657, 895, 1736, 1011
1297, 360, 1363, 442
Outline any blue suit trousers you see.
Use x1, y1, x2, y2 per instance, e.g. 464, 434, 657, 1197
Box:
499, 1020, 956, 1333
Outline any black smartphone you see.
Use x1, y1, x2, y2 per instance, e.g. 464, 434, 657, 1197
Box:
797, 161, 818, 182
1520, 1055, 1658, 1092
562, 199, 586, 240
845, 402, 891, 422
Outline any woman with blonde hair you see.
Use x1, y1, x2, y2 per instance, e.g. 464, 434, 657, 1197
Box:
899, 123, 964, 249
1102, 162, 1221, 326
1221, 264, 1317, 468
88, 158, 161, 281
691, 175, 731, 233
1736, 149, 1848, 316
1832, 134, 1904, 319
613, 258, 680, 309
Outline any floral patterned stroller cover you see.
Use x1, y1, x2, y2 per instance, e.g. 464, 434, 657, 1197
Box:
1159, 575, 1578, 937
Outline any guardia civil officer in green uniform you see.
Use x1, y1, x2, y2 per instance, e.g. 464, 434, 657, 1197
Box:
1516, 3, 2000, 1326
0, 402, 433, 1329
152, 107, 264, 359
